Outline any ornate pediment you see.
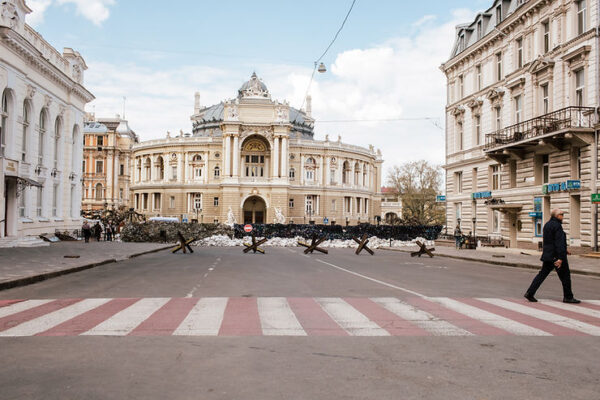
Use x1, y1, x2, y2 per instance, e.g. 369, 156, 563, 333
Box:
466, 97, 483, 110
506, 77, 526, 91
241, 125, 273, 140
563, 45, 591, 67
242, 137, 268, 152
450, 105, 466, 117
0, 0, 30, 31
486, 87, 505, 101
528, 56, 555, 75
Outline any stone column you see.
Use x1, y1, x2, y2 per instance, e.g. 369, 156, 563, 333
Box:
233, 135, 240, 177
184, 152, 189, 183
319, 156, 324, 186
271, 137, 279, 178
177, 152, 183, 183
224, 135, 231, 177
300, 154, 305, 185
281, 137, 288, 179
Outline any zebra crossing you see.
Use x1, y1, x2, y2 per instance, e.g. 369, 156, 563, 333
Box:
0, 297, 599, 337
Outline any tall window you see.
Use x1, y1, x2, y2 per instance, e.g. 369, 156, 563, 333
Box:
458, 75, 464, 99
542, 154, 549, 183
53, 118, 61, 170
52, 184, 58, 217
496, 52, 503, 81
213, 166, 219, 178
194, 167, 202, 179
38, 109, 47, 166
153, 193, 161, 210
331, 199, 336, 212
305, 195, 316, 215
475, 115, 482, 145
289, 168, 295, 179
541, 84, 549, 114
289, 198, 294, 208
119, 164, 124, 176
455, 171, 463, 194
97, 135, 103, 146
476, 65, 482, 91
496, 5, 502, 23
477, 20, 482, 39
18, 189, 26, 217
213, 197, 219, 207
495, 106, 502, 130
514, 95, 522, 123
0, 90, 8, 157
169, 196, 175, 209
193, 193, 202, 210
95, 183, 103, 200
245, 154, 265, 177
491, 165, 500, 190
304, 157, 316, 182
516, 38, 523, 69
22, 101, 29, 162
36, 186, 43, 217
457, 122, 463, 150
492, 210, 501, 233
95, 160, 103, 173
330, 169, 336, 184
459, 34, 465, 52
542, 21, 550, 53
577, 0, 587, 35
575, 69, 585, 106
172, 165, 178, 180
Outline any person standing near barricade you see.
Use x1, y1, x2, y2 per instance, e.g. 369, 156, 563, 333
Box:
93, 222, 103, 242
453, 224, 462, 250
82, 221, 91, 243
524, 209, 580, 304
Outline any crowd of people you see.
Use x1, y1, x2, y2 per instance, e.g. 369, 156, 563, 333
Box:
81, 221, 118, 243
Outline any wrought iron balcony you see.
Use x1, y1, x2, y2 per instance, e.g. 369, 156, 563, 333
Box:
484, 106, 596, 152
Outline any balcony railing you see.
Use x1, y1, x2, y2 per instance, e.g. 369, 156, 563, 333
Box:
484, 106, 595, 151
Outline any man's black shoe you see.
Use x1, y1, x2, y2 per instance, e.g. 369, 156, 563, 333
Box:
524, 293, 537, 302
563, 298, 581, 304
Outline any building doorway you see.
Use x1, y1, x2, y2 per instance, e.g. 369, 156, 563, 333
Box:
508, 212, 518, 248
243, 196, 266, 224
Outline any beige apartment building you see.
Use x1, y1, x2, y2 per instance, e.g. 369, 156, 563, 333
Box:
0, 0, 94, 246
131, 73, 383, 225
442, 0, 599, 251
82, 115, 138, 211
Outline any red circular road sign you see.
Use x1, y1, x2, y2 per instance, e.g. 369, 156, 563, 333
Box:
244, 224, 253, 233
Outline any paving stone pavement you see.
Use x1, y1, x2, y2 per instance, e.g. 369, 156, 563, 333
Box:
0, 241, 171, 289
385, 244, 600, 277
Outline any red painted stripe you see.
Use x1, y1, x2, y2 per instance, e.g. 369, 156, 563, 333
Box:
343, 298, 430, 336
218, 297, 262, 336
38, 298, 140, 336
129, 298, 198, 336
0, 300, 24, 308
466, 299, 585, 336
287, 298, 348, 336
505, 300, 600, 328
576, 302, 600, 312
0, 299, 82, 332
406, 297, 511, 336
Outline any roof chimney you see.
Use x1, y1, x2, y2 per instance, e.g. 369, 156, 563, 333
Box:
194, 91, 201, 114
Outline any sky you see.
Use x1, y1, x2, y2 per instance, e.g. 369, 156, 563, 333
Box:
25, 0, 492, 179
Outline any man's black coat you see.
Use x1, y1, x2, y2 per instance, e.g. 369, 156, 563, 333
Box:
540, 216, 567, 263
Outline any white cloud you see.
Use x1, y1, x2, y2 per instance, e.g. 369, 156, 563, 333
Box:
85, 9, 477, 175
26, 0, 115, 26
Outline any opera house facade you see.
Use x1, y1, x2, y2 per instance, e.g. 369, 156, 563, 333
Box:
130, 73, 383, 225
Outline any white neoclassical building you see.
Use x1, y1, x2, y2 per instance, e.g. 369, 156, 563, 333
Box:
442, 0, 599, 251
131, 73, 384, 225
0, 0, 94, 245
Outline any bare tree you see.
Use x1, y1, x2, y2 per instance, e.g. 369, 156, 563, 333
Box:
386, 160, 445, 225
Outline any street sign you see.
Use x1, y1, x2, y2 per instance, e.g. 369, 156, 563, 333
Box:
244, 224, 253, 233
182, 218, 188, 223
592, 193, 600, 203
436, 195, 446, 202
323, 217, 329, 224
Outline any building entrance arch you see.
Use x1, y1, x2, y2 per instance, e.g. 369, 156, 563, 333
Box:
242, 196, 266, 224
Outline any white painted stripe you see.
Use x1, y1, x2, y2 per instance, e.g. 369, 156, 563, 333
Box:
0, 299, 111, 337
173, 297, 228, 336
478, 298, 600, 336
431, 298, 550, 336
82, 298, 169, 336
540, 300, 600, 319
372, 297, 471, 336
258, 297, 306, 336
315, 298, 389, 336
0, 299, 54, 319
585, 300, 600, 306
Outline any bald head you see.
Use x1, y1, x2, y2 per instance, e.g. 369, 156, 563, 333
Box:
551, 208, 564, 221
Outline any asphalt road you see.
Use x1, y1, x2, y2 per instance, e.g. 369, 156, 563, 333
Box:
1, 247, 599, 400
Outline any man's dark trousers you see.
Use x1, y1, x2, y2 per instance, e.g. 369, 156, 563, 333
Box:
526, 260, 574, 299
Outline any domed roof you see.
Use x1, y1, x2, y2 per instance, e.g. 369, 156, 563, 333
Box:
238, 72, 269, 98
116, 119, 134, 137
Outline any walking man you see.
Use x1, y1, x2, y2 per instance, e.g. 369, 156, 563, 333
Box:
524, 209, 580, 303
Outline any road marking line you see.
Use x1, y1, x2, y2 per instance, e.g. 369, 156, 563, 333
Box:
540, 300, 600, 320
315, 298, 389, 336
430, 298, 550, 336
585, 300, 600, 306
372, 297, 471, 336
478, 298, 600, 336
0, 299, 54, 319
219, 297, 262, 336
258, 297, 306, 336
0, 299, 110, 337
173, 297, 228, 336
315, 259, 427, 298
81, 298, 169, 336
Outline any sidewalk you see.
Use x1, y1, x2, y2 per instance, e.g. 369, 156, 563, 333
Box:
383, 244, 600, 277
0, 241, 172, 291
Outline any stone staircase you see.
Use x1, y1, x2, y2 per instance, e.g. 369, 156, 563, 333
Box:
0, 236, 49, 248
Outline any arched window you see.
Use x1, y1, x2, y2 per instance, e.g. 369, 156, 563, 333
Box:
95, 183, 103, 200
1, 89, 11, 157
22, 101, 30, 162
305, 157, 316, 182
54, 117, 61, 170
289, 168, 295, 179
192, 154, 202, 162
155, 156, 165, 180
144, 157, 151, 181
342, 161, 350, 184
354, 162, 361, 185
38, 109, 48, 166
214, 165, 220, 178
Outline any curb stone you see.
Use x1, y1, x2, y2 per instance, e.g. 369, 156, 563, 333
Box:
381, 247, 600, 278
0, 245, 173, 292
